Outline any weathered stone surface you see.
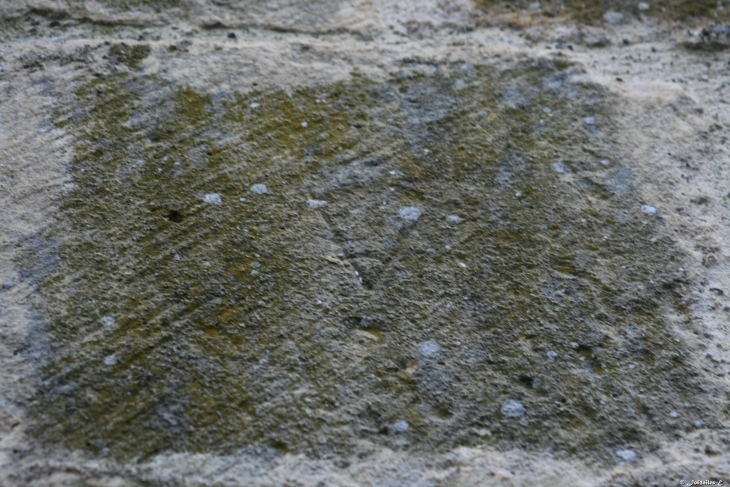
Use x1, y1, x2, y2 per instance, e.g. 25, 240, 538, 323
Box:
1, 1, 729, 485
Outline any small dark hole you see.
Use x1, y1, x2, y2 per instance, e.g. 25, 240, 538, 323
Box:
167, 210, 184, 223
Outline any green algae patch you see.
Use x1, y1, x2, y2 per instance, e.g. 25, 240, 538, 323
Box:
30, 61, 715, 462
476, 0, 730, 24
108, 43, 151, 70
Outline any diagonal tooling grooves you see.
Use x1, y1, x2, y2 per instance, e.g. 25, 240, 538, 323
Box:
24, 61, 722, 462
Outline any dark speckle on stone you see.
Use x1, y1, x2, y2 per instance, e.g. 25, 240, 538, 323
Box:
227, 32, 236, 39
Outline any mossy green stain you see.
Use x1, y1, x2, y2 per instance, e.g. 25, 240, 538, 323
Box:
30, 61, 711, 463
108, 43, 151, 70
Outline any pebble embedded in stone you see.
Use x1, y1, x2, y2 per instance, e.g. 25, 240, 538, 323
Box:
204, 193, 222, 204
695, 420, 704, 429
600, 159, 610, 166
501, 400, 525, 418
547, 351, 558, 360
250, 184, 268, 195
301, 121, 308, 128
306, 199, 328, 209
446, 215, 462, 224
392, 420, 409, 433
417, 340, 441, 358
250, 262, 261, 269
551, 162, 567, 174
669, 411, 679, 418
2, 281, 12, 290
257, 300, 266, 307
616, 449, 637, 462
603, 10, 624, 25
638, 2, 649, 11
458, 262, 467, 269
249, 102, 260, 109
641, 204, 657, 215
583, 116, 596, 126
100, 316, 115, 327
426, 248, 436, 256
174, 254, 180, 261
104, 355, 118, 366
398, 206, 422, 221
478, 110, 487, 117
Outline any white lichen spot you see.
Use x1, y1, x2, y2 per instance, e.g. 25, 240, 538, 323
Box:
616, 449, 637, 462
392, 420, 409, 433
204, 193, 222, 204
417, 340, 441, 358
100, 316, 115, 327
603, 10, 625, 25
398, 206, 422, 221
250, 184, 268, 195
306, 199, 328, 209
501, 400, 526, 418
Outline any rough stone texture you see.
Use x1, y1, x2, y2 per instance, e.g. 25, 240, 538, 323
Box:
1, 1, 730, 485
